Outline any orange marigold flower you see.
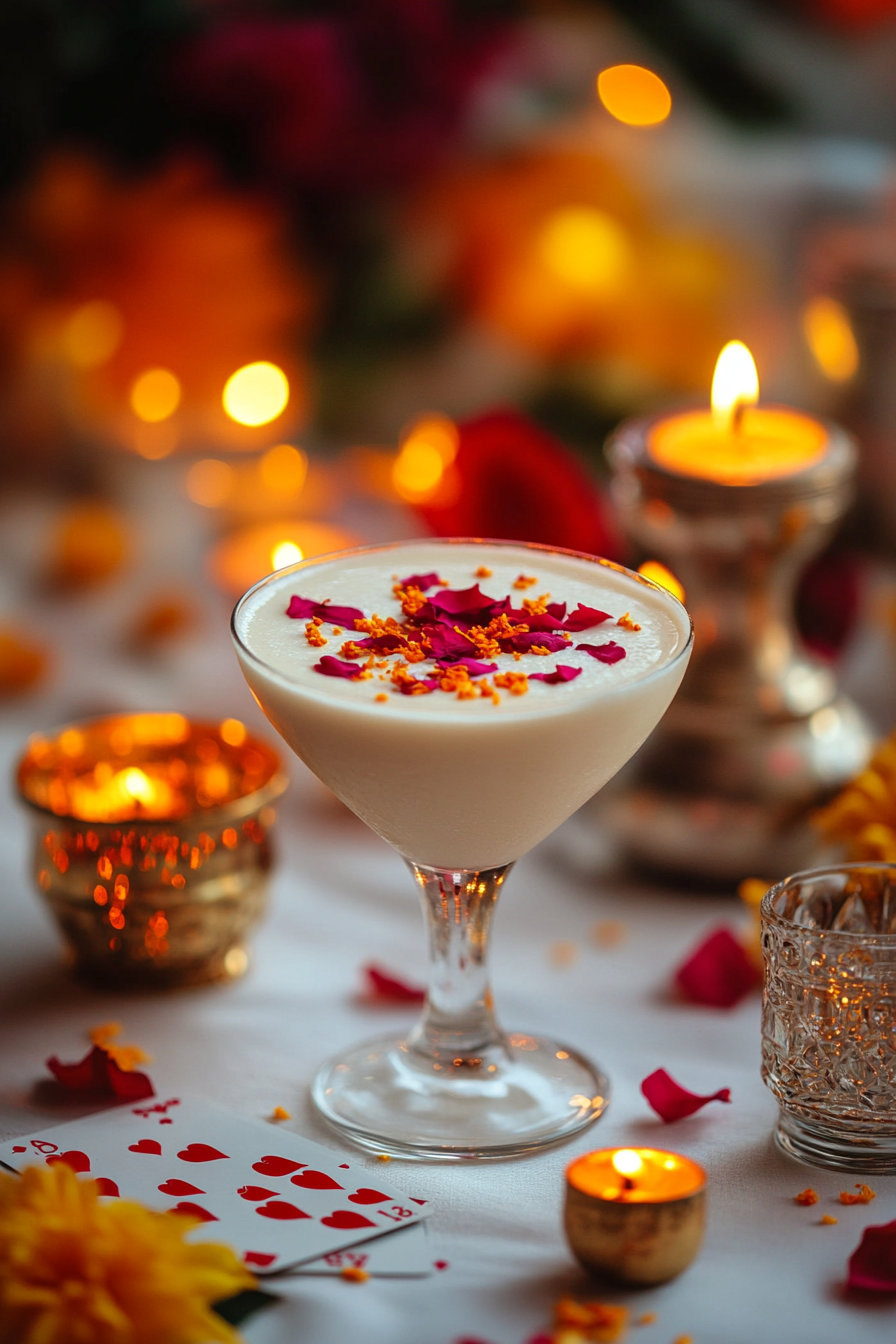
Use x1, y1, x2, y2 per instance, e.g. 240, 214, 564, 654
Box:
840, 1183, 876, 1205
522, 592, 551, 615
616, 612, 641, 631
474, 565, 492, 578
794, 1188, 819, 1206
304, 621, 328, 647
88, 1022, 151, 1072
513, 573, 538, 590
0, 1164, 254, 1344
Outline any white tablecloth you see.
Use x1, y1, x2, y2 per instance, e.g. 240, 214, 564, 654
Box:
0, 460, 894, 1344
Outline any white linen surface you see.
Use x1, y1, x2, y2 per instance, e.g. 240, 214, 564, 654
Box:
0, 482, 893, 1344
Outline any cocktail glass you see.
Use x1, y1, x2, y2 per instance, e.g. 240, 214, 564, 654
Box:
232, 539, 692, 1160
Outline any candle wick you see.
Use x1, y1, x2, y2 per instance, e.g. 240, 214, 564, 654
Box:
622, 1177, 635, 1191
731, 399, 748, 435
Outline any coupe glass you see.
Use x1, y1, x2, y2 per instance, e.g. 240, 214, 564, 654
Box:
232, 539, 692, 1160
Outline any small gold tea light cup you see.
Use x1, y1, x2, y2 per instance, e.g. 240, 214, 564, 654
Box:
565, 1147, 706, 1286
16, 713, 288, 990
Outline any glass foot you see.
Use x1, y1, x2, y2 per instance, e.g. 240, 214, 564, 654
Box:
312, 1031, 610, 1161
775, 1110, 896, 1175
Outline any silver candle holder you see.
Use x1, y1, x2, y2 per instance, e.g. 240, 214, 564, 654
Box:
606, 412, 872, 882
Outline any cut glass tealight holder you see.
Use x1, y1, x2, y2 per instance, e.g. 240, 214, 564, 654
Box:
762, 863, 896, 1173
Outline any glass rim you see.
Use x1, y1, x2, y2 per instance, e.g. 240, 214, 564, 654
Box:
230, 536, 694, 712
761, 861, 896, 939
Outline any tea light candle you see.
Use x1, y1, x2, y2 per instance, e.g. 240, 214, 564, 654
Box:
564, 1147, 706, 1285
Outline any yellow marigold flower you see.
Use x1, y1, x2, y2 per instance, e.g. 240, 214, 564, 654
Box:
814, 729, 896, 860
0, 1164, 255, 1344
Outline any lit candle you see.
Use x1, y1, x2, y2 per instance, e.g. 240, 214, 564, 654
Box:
647, 341, 828, 485
564, 1147, 706, 1285
207, 520, 357, 598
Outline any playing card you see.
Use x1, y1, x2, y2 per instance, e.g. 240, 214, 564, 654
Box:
285, 1220, 434, 1277
0, 1096, 431, 1274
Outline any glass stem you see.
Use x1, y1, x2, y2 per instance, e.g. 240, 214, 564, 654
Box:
406, 862, 512, 1064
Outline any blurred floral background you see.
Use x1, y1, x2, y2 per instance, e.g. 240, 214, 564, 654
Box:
6, 0, 896, 726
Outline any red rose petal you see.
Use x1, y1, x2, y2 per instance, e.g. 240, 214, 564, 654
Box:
313, 656, 365, 680
641, 1068, 732, 1123
502, 631, 570, 654
46, 1045, 154, 1101
529, 664, 582, 684
286, 595, 318, 619
427, 585, 496, 619
436, 658, 498, 676
847, 1218, 896, 1292
287, 596, 365, 626
400, 573, 444, 592
576, 640, 626, 664
675, 927, 761, 1008
564, 603, 612, 632
363, 964, 426, 1003
424, 625, 476, 661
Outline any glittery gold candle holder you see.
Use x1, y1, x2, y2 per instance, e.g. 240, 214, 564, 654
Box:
16, 713, 287, 990
565, 1147, 706, 1285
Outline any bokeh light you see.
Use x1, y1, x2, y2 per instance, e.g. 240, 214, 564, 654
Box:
537, 207, 631, 293
392, 414, 459, 503
62, 300, 123, 369
271, 540, 303, 570
597, 64, 672, 127
130, 368, 181, 422
186, 458, 235, 507
219, 718, 247, 747
260, 443, 307, 493
638, 560, 686, 604
223, 361, 289, 426
802, 296, 859, 383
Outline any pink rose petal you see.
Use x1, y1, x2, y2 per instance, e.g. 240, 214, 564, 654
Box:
641, 1067, 731, 1122
576, 640, 626, 664
675, 927, 761, 1008
427, 585, 498, 621
363, 965, 426, 1003
529, 664, 582, 684
312, 656, 365, 679
287, 595, 365, 626
400, 572, 444, 591
424, 625, 476, 661
502, 631, 570, 654
847, 1219, 896, 1292
564, 603, 612, 631
437, 658, 498, 676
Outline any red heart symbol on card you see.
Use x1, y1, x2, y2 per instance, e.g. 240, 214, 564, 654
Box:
256, 1200, 311, 1220
12, 1146, 25, 1153
252, 1155, 305, 1177
321, 1210, 377, 1230
290, 1169, 344, 1191
347, 1188, 390, 1204
46, 1150, 90, 1173
129, 1139, 162, 1155
237, 1185, 277, 1201
158, 1180, 205, 1197
176, 1144, 229, 1163
95, 1178, 120, 1197
172, 1201, 218, 1222
244, 1252, 277, 1268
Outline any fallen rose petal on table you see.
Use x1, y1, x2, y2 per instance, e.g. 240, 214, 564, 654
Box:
641, 1068, 731, 1123
675, 926, 761, 1007
362, 964, 426, 1003
46, 1044, 154, 1100
847, 1218, 896, 1291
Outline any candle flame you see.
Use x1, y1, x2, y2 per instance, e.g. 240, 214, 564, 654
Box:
122, 768, 157, 805
611, 1149, 645, 1178
711, 341, 759, 431
271, 540, 303, 570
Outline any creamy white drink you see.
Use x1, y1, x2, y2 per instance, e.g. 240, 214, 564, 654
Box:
233, 541, 691, 869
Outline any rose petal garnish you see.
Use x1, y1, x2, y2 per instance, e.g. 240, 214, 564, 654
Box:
363, 965, 426, 1003
427, 585, 497, 621
546, 602, 567, 621
641, 1067, 731, 1123
576, 640, 626, 664
675, 927, 761, 1008
400, 573, 444, 592
503, 631, 570, 654
287, 595, 365, 626
529, 664, 582, 684
352, 634, 409, 654
46, 1045, 154, 1101
424, 624, 476, 661
312, 656, 365, 679
437, 658, 498, 676
564, 604, 612, 632
847, 1218, 896, 1292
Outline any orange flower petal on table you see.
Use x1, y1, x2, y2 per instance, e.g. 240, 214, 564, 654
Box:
641, 1067, 731, 1123
840, 1183, 876, 1205
794, 1188, 819, 1206
675, 926, 761, 1008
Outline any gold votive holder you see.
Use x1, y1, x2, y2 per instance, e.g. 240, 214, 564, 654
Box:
564, 1147, 706, 1286
16, 712, 288, 990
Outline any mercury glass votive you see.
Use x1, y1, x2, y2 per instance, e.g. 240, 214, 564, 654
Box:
16, 713, 287, 989
762, 864, 896, 1173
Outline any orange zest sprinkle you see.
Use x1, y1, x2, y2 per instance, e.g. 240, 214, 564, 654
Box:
392, 584, 429, 617
475, 565, 492, 578
340, 1267, 370, 1282
304, 621, 328, 647
839, 1184, 876, 1205
672, 1337, 694, 1344
530, 644, 555, 656
794, 1189, 819, 1206
270, 1106, 291, 1121
513, 573, 538, 590
494, 670, 528, 696
375, 693, 388, 703
390, 662, 433, 695
616, 612, 641, 632
332, 627, 343, 635
821, 1215, 838, 1225
522, 592, 551, 615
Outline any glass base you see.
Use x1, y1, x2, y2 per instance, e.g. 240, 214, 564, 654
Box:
775, 1109, 896, 1175
312, 1031, 610, 1161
